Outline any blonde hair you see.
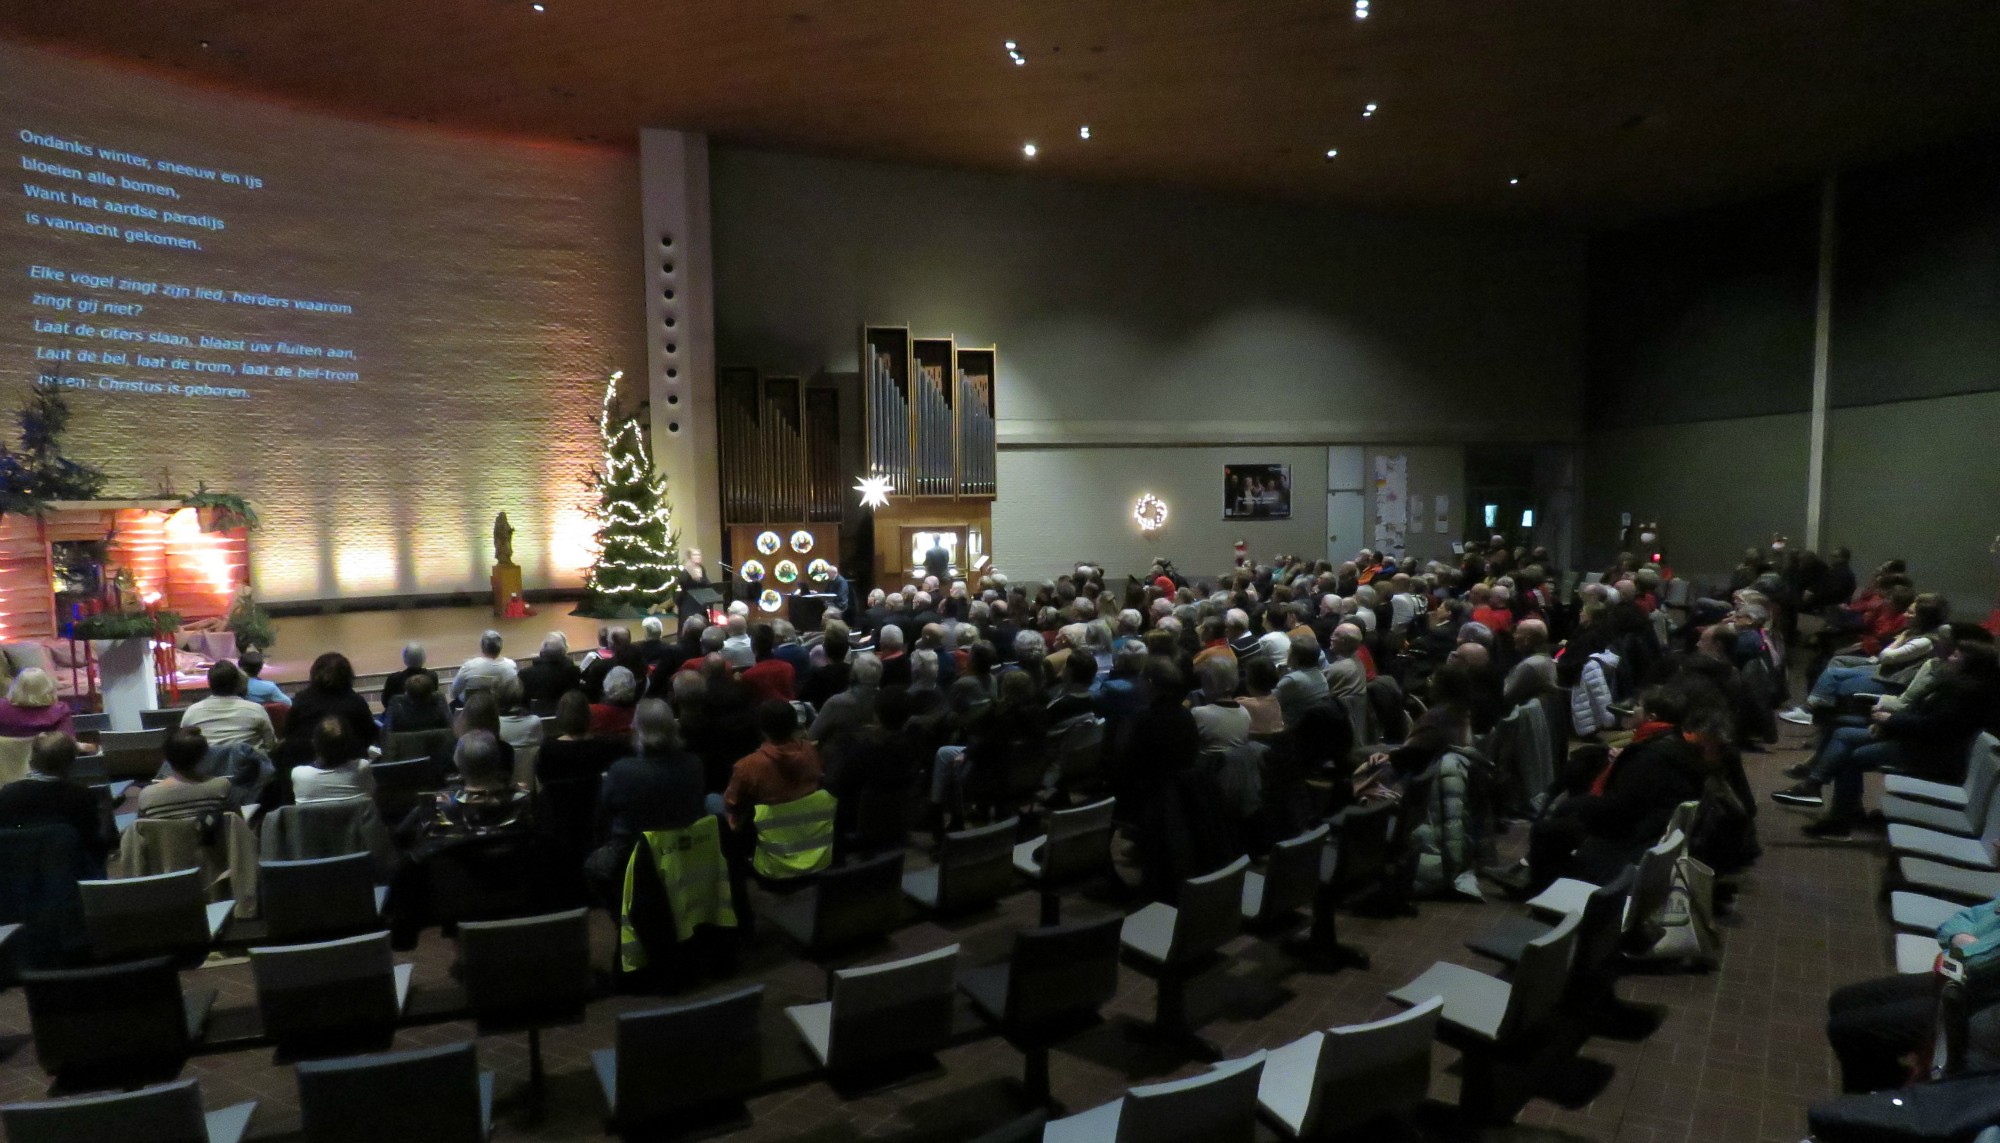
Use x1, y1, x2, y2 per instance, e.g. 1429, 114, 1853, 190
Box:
7, 667, 57, 709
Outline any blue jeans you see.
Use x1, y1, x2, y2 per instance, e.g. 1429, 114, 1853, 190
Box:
1811, 725, 1904, 816
1810, 663, 1885, 706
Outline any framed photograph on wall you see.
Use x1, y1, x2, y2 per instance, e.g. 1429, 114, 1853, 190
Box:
1223, 463, 1292, 519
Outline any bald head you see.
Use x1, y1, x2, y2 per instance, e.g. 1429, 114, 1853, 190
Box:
1514, 618, 1549, 654
1450, 641, 1491, 669
1331, 623, 1364, 652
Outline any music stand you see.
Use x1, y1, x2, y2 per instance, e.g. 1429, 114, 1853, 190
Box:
686, 585, 724, 626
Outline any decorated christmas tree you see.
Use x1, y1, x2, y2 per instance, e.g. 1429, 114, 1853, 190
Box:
0, 383, 108, 517
579, 371, 680, 617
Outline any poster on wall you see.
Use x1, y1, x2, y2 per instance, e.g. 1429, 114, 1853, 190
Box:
1223, 464, 1292, 519
1372, 453, 1408, 558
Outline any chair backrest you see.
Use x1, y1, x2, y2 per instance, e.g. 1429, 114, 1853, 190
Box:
1254, 824, 1329, 923
810, 851, 906, 950
72, 711, 113, 734
1624, 829, 1684, 937
615, 985, 764, 1124
98, 729, 168, 778
258, 798, 393, 864
1572, 865, 1638, 977
1, 1078, 214, 1143
139, 708, 188, 732
0, 734, 32, 785
826, 943, 959, 1072
1041, 796, 1116, 884
934, 816, 1017, 912
1115, 1051, 1266, 1143
1168, 856, 1250, 963
0, 823, 96, 969
1975, 755, 2000, 846
1659, 799, 1700, 845
1963, 734, 2000, 829
251, 931, 400, 1044
78, 868, 211, 964
260, 852, 380, 942
1328, 799, 1397, 894
1054, 715, 1105, 789
367, 757, 444, 824
753, 789, 838, 880
1003, 914, 1122, 1030
296, 1041, 484, 1143
850, 779, 915, 854
1297, 996, 1442, 1137
457, 907, 591, 1028
428, 831, 546, 927
383, 729, 455, 767
22, 956, 191, 1084
1500, 909, 1582, 1041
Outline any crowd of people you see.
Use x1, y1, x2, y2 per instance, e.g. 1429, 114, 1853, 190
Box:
4, 534, 1999, 1107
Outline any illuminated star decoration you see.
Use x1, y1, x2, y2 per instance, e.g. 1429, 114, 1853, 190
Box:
1133, 493, 1169, 532
855, 474, 894, 510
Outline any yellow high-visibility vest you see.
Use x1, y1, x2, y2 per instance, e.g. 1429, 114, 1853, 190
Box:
619, 815, 736, 972
751, 789, 836, 881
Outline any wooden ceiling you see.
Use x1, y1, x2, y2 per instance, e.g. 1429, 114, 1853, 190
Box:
8, 0, 2000, 222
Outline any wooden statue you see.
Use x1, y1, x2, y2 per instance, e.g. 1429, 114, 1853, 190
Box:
493, 511, 515, 566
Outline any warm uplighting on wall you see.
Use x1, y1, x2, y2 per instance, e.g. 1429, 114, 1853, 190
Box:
335, 545, 398, 594
1133, 493, 1169, 532
546, 506, 600, 580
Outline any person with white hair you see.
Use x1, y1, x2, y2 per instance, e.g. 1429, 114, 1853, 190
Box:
1325, 623, 1370, 699
635, 615, 672, 669
582, 625, 646, 701
518, 630, 582, 713
451, 629, 518, 705
589, 666, 642, 737
382, 642, 437, 710
719, 613, 756, 671
1005, 628, 1048, 682
876, 624, 911, 687
861, 587, 890, 635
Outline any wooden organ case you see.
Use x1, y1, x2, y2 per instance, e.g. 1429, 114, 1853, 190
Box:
861, 326, 996, 590
715, 369, 844, 623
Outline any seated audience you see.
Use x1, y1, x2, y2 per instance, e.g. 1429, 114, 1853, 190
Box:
0, 731, 113, 860
238, 649, 290, 706
519, 631, 583, 712
536, 690, 623, 785
291, 715, 376, 804
381, 642, 437, 709
283, 652, 378, 755
719, 614, 757, 671
807, 651, 881, 747
494, 676, 544, 757
1504, 618, 1558, 706
172, 660, 274, 796
451, 629, 519, 705
139, 727, 238, 822
720, 700, 824, 830
1189, 654, 1250, 756
739, 623, 797, 703
590, 666, 642, 737
1238, 656, 1285, 736
1827, 892, 2000, 1093
384, 669, 452, 734
1275, 632, 1332, 728
0, 667, 75, 738
588, 699, 704, 882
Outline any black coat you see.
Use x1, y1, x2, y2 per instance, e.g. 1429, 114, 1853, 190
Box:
1575, 729, 1706, 854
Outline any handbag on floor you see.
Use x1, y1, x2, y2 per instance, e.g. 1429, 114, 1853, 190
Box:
1634, 854, 1720, 967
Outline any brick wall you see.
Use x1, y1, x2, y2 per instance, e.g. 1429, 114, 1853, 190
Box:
2, 41, 644, 601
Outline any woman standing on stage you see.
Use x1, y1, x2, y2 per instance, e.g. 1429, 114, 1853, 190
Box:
677, 548, 713, 627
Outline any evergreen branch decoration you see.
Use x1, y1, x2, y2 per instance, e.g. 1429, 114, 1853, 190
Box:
0, 383, 108, 517
580, 371, 681, 615
72, 610, 181, 640
180, 483, 262, 533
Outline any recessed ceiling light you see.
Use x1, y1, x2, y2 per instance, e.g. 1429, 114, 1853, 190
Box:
1023, 142, 1038, 158
531, 3, 544, 9
1508, 177, 1521, 186
1004, 40, 1017, 50
1363, 102, 1378, 117
1014, 56, 1025, 65
1354, 0, 1369, 18
1079, 126, 1091, 140
1324, 148, 1339, 159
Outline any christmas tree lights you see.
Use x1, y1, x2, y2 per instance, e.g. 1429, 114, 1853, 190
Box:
580, 371, 681, 614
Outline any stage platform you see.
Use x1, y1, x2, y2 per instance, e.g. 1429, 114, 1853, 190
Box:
257, 603, 661, 690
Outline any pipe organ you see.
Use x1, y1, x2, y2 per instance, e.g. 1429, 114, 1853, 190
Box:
862, 326, 998, 500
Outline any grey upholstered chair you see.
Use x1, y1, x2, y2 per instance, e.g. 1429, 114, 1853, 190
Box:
1, 1078, 254, 1143
1013, 797, 1117, 925
593, 984, 765, 1133
784, 944, 959, 1076
1255, 996, 1442, 1138
296, 1041, 492, 1143
904, 816, 1018, 914
1040, 1051, 1266, 1143
79, 868, 231, 966
1119, 856, 1250, 1060
958, 914, 1123, 1107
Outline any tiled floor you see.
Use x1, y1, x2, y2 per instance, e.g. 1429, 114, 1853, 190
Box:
0, 725, 1895, 1142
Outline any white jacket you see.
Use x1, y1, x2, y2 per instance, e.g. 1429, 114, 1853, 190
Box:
1571, 649, 1621, 737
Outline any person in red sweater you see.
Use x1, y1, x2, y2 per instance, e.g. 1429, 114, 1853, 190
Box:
1471, 585, 1517, 636
738, 623, 796, 704
1857, 585, 1916, 656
